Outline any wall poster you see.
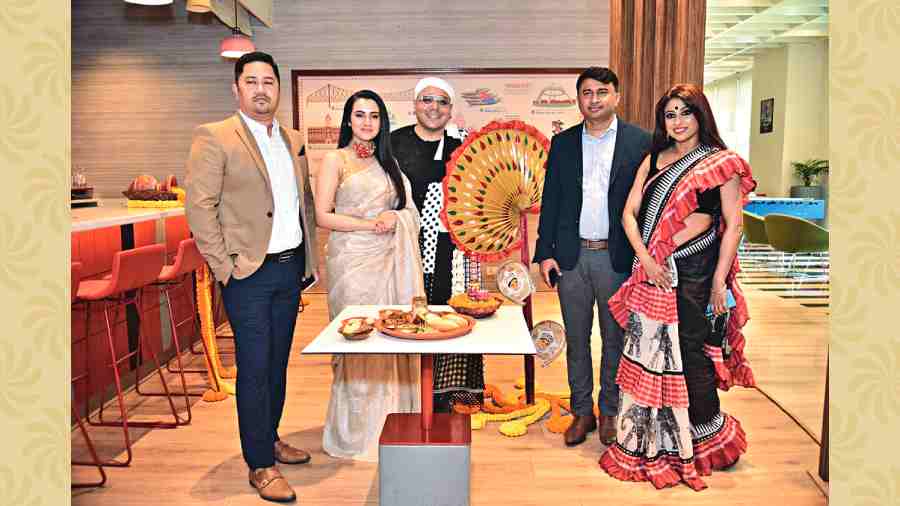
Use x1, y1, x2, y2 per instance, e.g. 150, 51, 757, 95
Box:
760, 97, 774, 134
292, 68, 583, 177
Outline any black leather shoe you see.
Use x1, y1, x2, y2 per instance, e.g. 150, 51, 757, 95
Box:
564, 415, 597, 446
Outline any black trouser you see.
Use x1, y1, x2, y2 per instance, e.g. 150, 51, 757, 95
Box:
427, 232, 485, 411
674, 241, 721, 426
221, 246, 303, 469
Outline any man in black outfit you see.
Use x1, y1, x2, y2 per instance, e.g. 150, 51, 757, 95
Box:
392, 77, 484, 412
533, 67, 651, 446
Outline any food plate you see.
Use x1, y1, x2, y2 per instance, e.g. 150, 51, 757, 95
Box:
374, 312, 476, 340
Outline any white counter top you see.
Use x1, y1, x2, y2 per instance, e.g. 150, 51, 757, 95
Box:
71, 199, 185, 232
301, 305, 537, 355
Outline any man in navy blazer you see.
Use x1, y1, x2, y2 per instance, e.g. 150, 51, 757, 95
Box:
533, 67, 651, 447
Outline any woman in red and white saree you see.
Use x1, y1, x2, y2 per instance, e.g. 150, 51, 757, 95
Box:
599, 84, 757, 491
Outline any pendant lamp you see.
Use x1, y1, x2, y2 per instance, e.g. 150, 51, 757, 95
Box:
220, 0, 255, 59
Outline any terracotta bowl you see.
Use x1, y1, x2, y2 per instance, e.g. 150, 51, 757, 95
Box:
338, 317, 374, 340
449, 297, 503, 319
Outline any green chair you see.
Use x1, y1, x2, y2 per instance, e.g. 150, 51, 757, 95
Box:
742, 211, 768, 245
764, 213, 829, 283
739, 210, 772, 269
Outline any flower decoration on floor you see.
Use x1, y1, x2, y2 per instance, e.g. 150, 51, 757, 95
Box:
456, 378, 599, 437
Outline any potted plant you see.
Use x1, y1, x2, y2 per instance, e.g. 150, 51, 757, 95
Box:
790, 158, 829, 198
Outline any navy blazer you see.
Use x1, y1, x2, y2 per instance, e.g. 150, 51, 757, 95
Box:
533, 120, 652, 273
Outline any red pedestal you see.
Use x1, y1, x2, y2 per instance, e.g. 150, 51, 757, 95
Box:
378, 353, 472, 445
380, 413, 471, 445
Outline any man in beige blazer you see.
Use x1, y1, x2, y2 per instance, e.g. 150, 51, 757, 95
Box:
185, 51, 317, 503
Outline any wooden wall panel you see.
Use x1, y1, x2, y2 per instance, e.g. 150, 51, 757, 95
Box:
609, 0, 706, 130
73, 0, 611, 197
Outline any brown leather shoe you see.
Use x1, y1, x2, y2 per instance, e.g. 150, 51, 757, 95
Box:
248, 466, 296, 503
564, 414, 597, 446
274, 440, 311, 465
599, 415, 617, 446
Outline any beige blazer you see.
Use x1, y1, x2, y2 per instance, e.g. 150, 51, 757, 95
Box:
185, 114, 318, 285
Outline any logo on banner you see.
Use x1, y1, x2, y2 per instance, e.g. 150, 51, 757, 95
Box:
532, 84, 576, 108
460, 88, 502, 106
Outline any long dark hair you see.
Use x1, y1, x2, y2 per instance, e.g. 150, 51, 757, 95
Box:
650, 83, 727, 155
337, 89, 405, 210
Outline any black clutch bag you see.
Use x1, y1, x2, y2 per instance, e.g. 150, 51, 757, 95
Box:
706, 289, 736, 357
707, 311, 731, 357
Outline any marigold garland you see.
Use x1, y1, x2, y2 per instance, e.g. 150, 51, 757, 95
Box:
499, 398, 551, 437
461, 379, 602, 438
196, 263, 235, 400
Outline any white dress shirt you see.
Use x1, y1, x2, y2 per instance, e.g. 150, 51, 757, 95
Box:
579, 115, 618, 240
239, 111, 303, 253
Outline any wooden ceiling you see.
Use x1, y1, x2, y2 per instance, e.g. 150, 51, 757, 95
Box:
704, 0, 829, 84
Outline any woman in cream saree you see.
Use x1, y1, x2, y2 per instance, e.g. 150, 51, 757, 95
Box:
315, 90, 424, 461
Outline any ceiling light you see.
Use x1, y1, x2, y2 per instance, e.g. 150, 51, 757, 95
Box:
219, 0, 255, 59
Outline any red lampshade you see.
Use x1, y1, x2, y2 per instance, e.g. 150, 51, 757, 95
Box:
220, 30, 255, 59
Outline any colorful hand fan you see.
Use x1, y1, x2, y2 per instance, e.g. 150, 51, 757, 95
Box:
441, 120, 550, 261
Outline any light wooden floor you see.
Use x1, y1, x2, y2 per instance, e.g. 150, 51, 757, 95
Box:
72, 283, 828, 505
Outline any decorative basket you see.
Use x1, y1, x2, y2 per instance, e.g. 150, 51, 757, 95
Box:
449, 296, 503, 319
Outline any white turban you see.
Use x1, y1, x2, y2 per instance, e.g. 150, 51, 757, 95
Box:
414, 77, 455, 102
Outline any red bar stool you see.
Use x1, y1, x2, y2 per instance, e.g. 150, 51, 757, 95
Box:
143, 239, 214, 422
78, 243, 182, 467
161, 238, 213, 376
71, 262, 107, 487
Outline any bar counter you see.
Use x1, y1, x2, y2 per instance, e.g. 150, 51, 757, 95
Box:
71, 199, 195, 410
72, 199, 185, 232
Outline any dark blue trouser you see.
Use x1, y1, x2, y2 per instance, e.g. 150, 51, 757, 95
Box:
557, 248, 628, 417
221, 249, 302, 470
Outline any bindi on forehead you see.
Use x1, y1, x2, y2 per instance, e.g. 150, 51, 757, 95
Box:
665, 100, 689, 113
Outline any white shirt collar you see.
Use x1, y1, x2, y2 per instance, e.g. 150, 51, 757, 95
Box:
239, 110, 280, 138
583, 115, 618, 140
